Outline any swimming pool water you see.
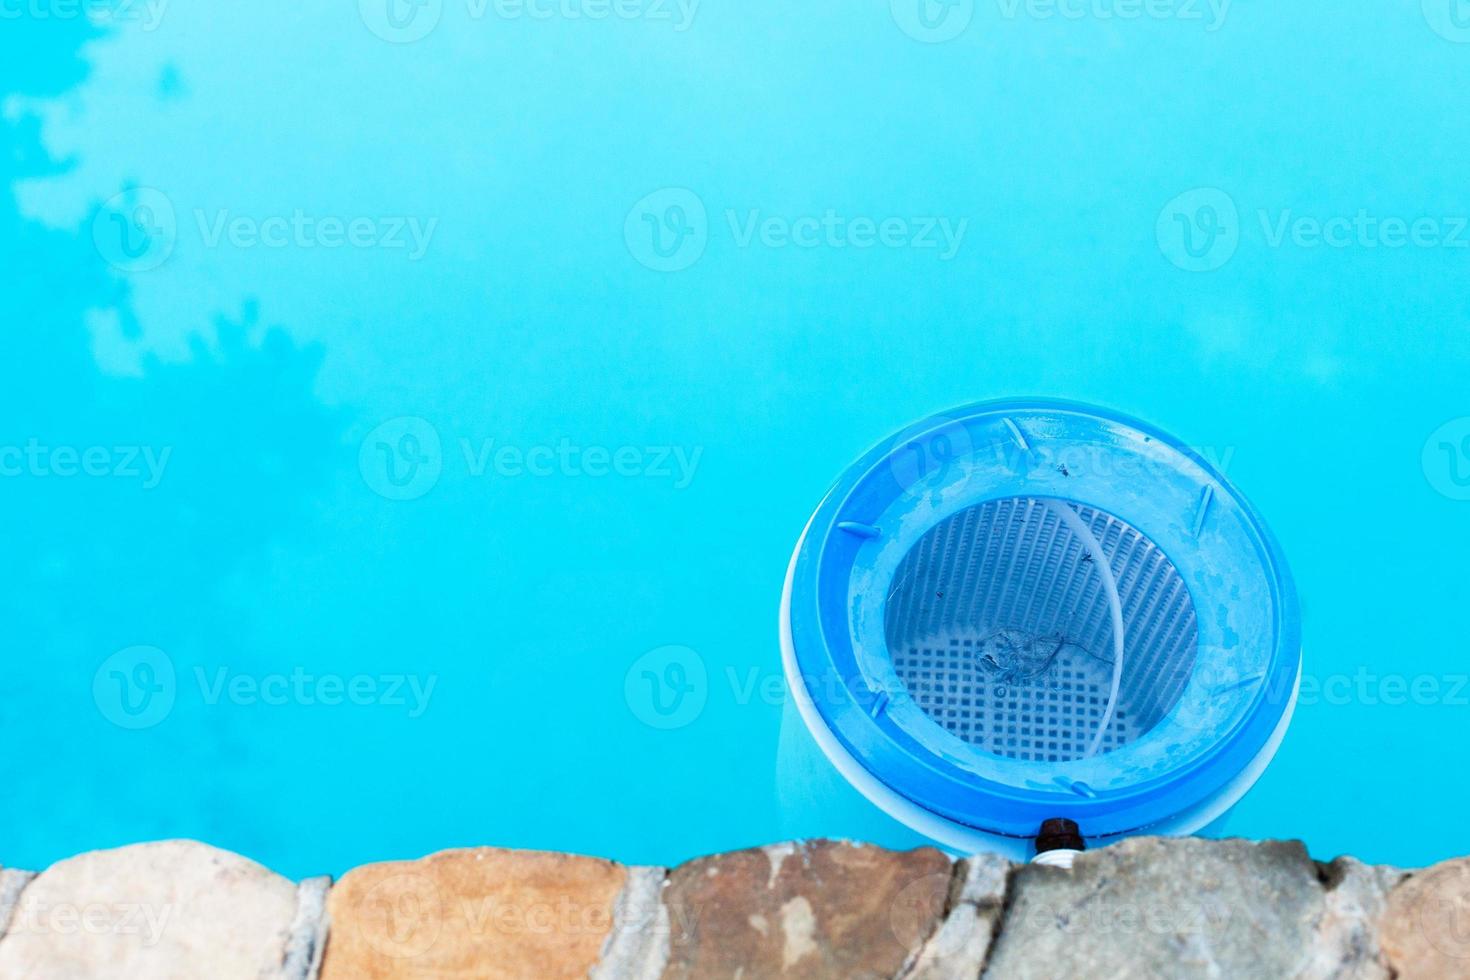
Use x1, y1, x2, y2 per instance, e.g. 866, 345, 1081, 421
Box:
4, 2, 1470, 879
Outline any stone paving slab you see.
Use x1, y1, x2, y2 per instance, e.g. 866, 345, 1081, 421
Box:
0, 837, 1465, 979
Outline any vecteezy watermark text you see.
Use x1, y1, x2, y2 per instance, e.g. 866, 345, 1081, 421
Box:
624, 652, 1470, 733
358, 0, 698, 44
358, 417, 704, 501
353, 870, 699, 961
995, 0, 1229, 29
475, 0, 697, 26
0, 0, 168, 30
195, 666, 436, 718
5, 901, 174, 947
0, 440, 171, 488
93, 646, 438, 729
624, 188, 969, 272
725, 210, 968, 259
91, 187, 440, 273
890, 0, 1230, 44
1158, 187, 1470, 272
459, 438, 702, 486
1258, 210, 1470, 251
194, 210, 438, 260
1298, 668, 1470, 708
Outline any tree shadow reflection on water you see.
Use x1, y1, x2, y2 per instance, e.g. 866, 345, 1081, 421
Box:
0, 15, 345, 863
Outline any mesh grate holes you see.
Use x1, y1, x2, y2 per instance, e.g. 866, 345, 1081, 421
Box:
884, 498, 1197, 762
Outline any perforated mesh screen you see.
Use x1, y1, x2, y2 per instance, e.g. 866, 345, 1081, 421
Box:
885, 498, 1198, 762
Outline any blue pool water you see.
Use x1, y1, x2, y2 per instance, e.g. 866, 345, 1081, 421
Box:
4, 2, 1470, 880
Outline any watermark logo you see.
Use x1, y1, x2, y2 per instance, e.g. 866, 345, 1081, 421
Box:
93, 646, 177, 730
1423, 417, 1470, 501
359, 873, 444, 958
1407, 861, 1470, 960
1424, 0, 1470, 43
93, 187, 176, 273
888, 872, 955, 954
360, 417, 443, 501
887, 413, 976, 500
360, 0, 443, 42
891, 0, 974, 42
1166, 651, 1261, 734
625, 188, 708, 273
1157, 187, 1239, 272
625, 645, 707, 729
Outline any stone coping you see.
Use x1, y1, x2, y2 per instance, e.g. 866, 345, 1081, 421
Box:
0, 837, 1465, 978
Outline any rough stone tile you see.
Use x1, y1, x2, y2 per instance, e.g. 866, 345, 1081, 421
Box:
320, 847, 627, 980
660, 839, 952, 979
901, 851, 1011, 980
1297, 856, 1407, 980
0, 840, 298, 980
981, 837, 1329, 979
1381, 856, 1470, 980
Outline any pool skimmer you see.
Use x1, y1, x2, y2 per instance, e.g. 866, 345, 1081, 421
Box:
778, 400, 1300, 858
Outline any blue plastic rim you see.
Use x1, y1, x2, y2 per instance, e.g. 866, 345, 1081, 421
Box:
783, 399, 1301, 844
